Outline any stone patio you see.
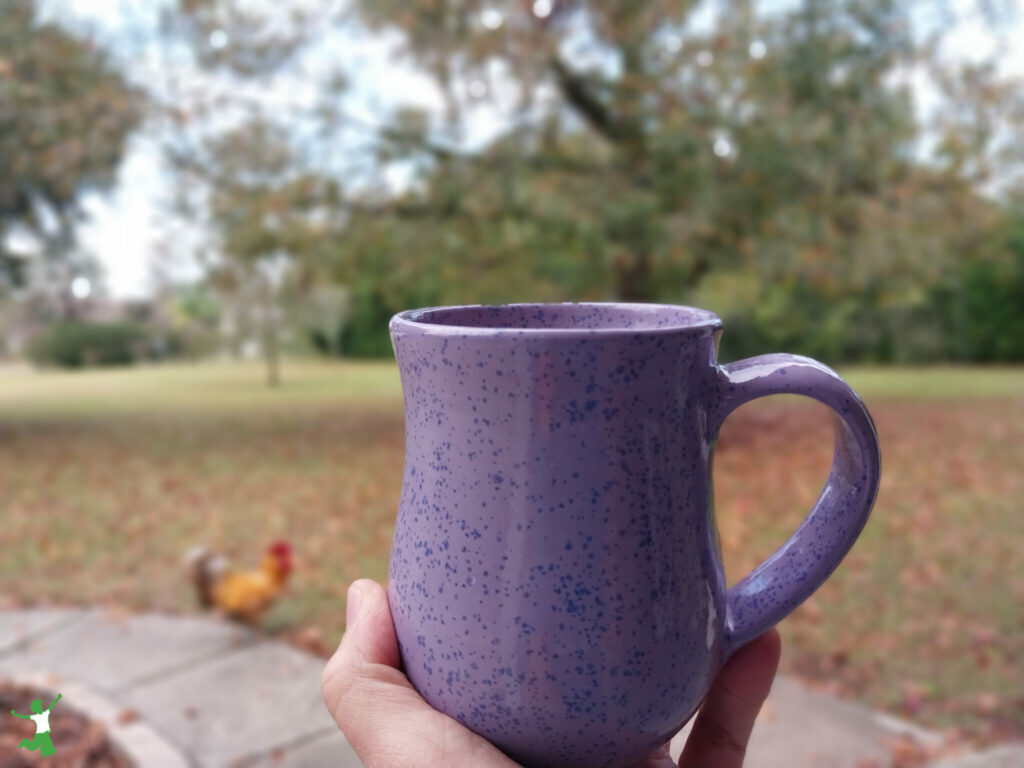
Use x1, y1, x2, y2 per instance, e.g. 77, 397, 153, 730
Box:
0, 608, 355, 767
1, 608, 1020, 767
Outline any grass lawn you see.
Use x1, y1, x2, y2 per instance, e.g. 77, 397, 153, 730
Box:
0, 360, 1021, 743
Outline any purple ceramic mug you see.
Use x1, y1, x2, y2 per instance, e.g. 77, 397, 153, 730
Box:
388, 303, 880, 768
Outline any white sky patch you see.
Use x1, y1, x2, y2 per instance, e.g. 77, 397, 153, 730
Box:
480, 9, 504, 30
208, 29, 228, 50
76, 137, 201, 298
4, 227, 43, 257
468, 79, 487, 99
532, 0, 553, 20
70, 275, 92, 299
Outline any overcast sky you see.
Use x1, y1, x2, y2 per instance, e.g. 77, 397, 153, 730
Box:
40, 0, 1024, 299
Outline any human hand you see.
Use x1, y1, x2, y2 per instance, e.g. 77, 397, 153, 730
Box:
323, 579, 781, 768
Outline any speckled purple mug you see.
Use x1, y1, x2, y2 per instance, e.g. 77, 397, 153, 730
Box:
388, 303, 880, 768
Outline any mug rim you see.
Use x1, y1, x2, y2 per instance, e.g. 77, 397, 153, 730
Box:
390, 302, 723, 337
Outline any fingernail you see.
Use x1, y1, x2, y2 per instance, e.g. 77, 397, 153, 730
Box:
649, 743, 670, 758
346, 583, 364, 627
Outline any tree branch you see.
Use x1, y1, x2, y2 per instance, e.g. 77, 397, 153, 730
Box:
376, 123, 602, 175
342, 198, 571, 228
344, 200, 441, 218
550, 57, 628, 143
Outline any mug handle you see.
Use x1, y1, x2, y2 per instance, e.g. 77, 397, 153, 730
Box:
712, 353, 881, 658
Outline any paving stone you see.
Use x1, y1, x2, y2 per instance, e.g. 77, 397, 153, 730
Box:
123, 641, 335, 767
7, 610, 980, 768
0, 610, 252, 693
670, 676, 941, 768
240, 731, 364, 768
0, 609, 86, 655
931, 746, 1024, 768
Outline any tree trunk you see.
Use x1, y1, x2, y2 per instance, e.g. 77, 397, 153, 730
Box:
263, 312, 280, 387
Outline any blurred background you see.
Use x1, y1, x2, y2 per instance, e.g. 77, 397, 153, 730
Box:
0, 0, 1021, 754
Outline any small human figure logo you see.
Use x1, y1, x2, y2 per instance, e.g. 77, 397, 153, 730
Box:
10, 692, 62, 756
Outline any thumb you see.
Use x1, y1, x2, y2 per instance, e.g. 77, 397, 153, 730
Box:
322, 579, 519, 768
338, 577, 403, 668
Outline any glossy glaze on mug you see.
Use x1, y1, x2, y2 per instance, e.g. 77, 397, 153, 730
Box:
387, 303, 880, 768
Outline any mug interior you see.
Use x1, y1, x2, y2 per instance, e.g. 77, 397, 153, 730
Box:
399, 303, 721, 333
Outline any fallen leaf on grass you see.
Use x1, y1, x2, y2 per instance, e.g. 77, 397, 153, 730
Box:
887, 734, 932, 768
116, 708, 139, 725
975, 692, 999, 714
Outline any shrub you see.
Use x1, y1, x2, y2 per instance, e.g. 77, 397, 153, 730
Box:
29, 321, 150, 368
338, 282, 404, 358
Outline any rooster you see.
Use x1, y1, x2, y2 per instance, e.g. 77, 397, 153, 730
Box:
186, 540, 293, 625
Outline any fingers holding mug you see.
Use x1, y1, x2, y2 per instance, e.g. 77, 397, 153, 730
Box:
322, 579, 520, 768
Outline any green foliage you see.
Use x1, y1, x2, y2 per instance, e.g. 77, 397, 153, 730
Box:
701, 208, 1024, 364
333, 0, 923, 300
29, 321, 149, 368
338, 282, 397, 358
933, 216, 1024, 363
161, 284, 223, 360
162, 0, 1024, 363
0, 0, 142, 288
327, 0, 1021, 362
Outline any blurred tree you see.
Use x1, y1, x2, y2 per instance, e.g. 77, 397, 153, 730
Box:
0, 0, 141, 293
175, 120, 337, 384
154, 282, 223, 361
29, 319, 149, 368
334, 0, 1020, 357
302, 284, 351, 357
933, 204, 1024, 362
341, 0, 916, 295
159, 0, 1023, 361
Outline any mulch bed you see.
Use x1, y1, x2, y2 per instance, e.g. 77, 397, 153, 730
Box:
0, 682, 131, 767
